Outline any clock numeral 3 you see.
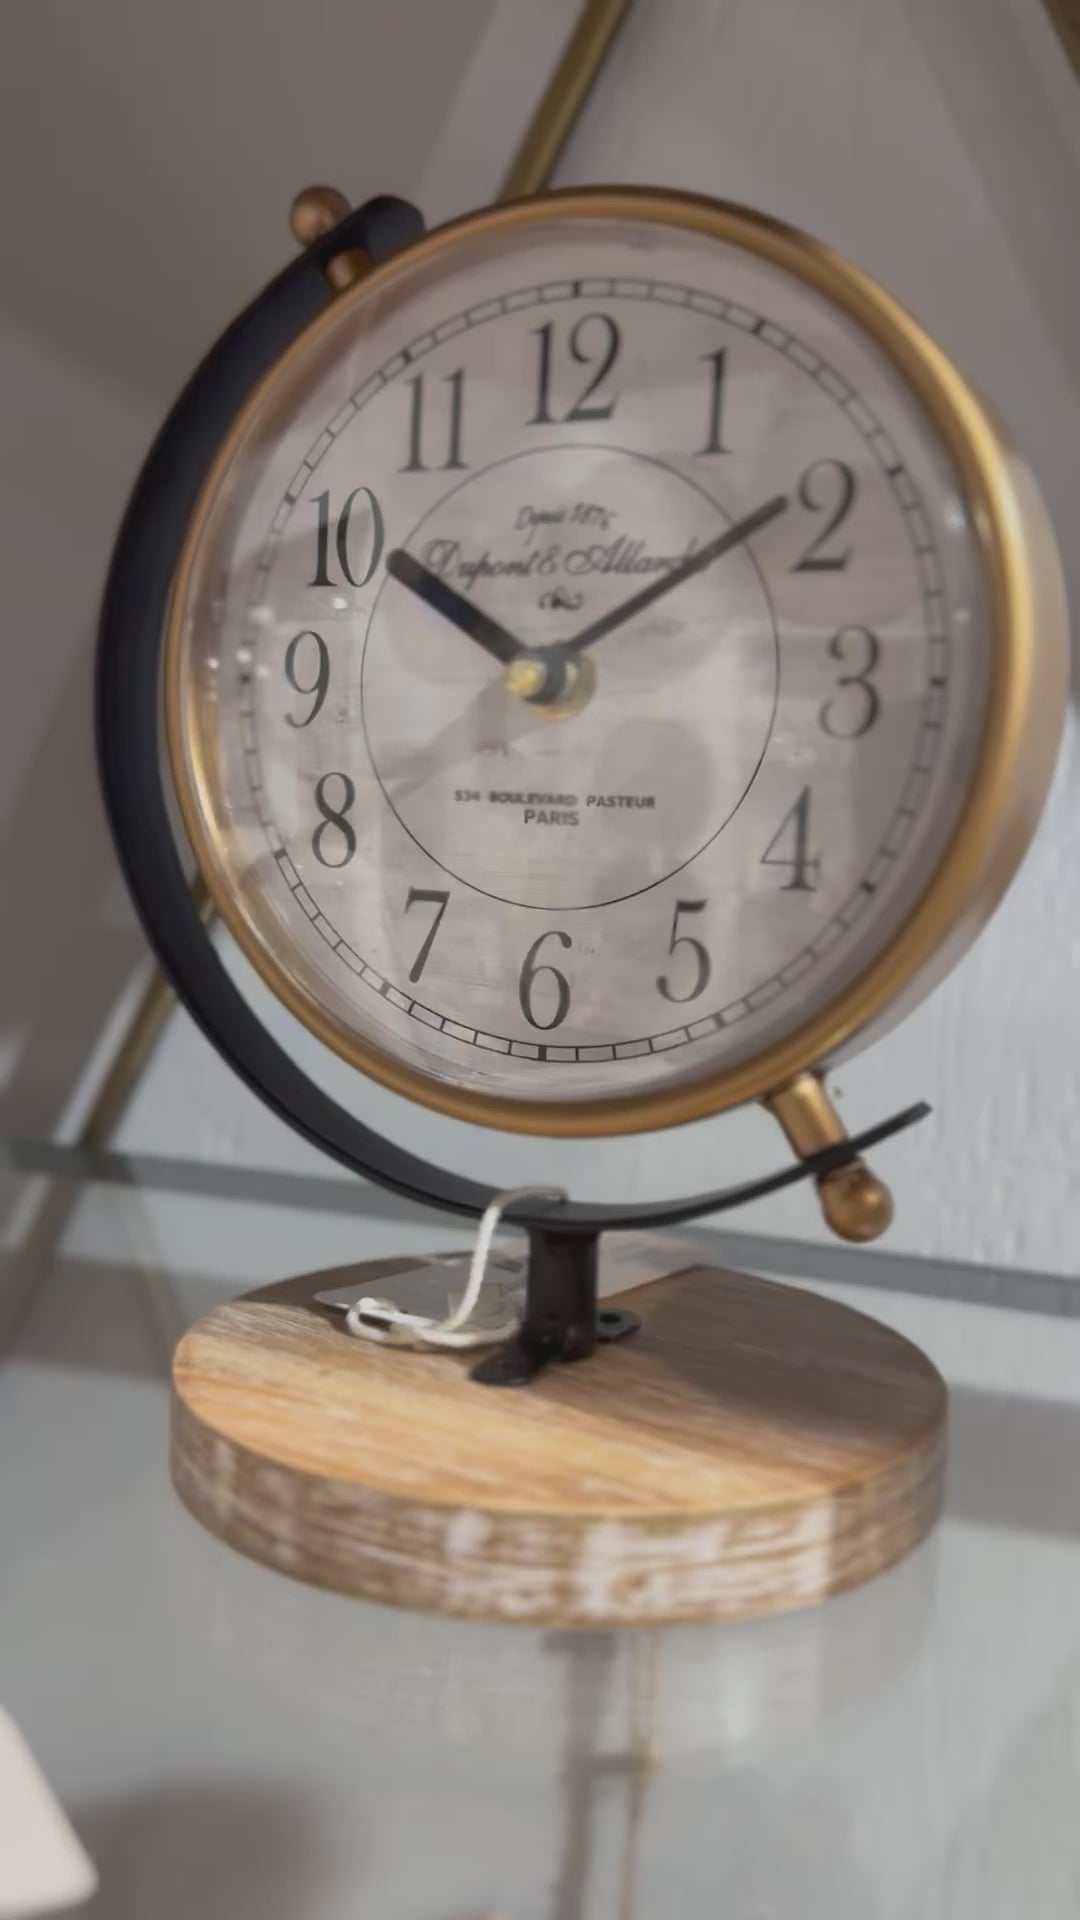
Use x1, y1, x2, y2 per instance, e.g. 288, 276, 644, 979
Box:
310, 486, 384, 589
529, 314, 621, 425
761, 788, 820, 892
284, 630, 329, 728
657, 899, 711, 1002
312, 771, 357, 868
403, 369, 467, 472
793, 460, 856, 572
404, 887, 449, 983
519, 930, 572, 1029
820, 625, 880, 738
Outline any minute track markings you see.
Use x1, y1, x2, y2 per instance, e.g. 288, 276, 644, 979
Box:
240, 276, 952, 1065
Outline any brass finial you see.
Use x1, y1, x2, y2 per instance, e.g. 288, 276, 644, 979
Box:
289, 186, 369, 293
764, 1073, 895, 1244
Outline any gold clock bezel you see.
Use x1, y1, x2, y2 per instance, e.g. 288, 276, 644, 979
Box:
164, 186, 1066, 1139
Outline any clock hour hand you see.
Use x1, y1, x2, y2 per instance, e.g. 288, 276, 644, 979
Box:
561, 492, 790, 659
385, 548, 523, 669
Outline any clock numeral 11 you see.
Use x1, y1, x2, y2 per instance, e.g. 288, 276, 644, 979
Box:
403, 369, 467, 472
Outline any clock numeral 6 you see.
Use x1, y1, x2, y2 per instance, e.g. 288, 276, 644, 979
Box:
310, 486, 384, 590
519, 930, 572, 1030
657, 899, 712, 1003
311, 771, 357, 868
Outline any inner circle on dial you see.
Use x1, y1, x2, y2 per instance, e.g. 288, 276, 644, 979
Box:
360, 444, 779, 911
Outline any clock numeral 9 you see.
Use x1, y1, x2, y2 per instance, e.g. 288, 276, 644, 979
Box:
284, 629, 329, 728
310, 486, 384, 590
793, 460, 856, 572
820, 625, 880, 738
312, 771, 357, 868
519, 930, 572, 1029
761, 788, 820, 892
529, 313, 621, 426
657, 899, 711, 1002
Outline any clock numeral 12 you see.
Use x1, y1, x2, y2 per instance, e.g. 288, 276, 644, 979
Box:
403, 369, 467, 472
529, 313, 621, 425
761, 788, 820, 892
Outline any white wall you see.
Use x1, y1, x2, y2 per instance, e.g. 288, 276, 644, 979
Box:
3, 0, 1079, 1279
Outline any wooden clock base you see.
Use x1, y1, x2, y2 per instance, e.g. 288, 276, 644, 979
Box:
171, 1258, 946, 1629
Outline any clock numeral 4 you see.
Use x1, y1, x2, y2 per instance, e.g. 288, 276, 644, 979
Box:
529, 314, 621, 426
312, 771, 357, 868
404, 887, 449, 983
820, 625, 880, 738
762, 788, 820, 892
310, 486, 384, 589
519, 930, 572, 1030
403, 369, 467, 472
793, 460, 856, 572
657, 899, 712, 1002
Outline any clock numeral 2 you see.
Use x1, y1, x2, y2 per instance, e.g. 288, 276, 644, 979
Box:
519, 930, 572, 1029
312, 771, 357, 868
793, 460, 856, 572
821, 625, 880, 738
403, 369, 467, 472
404, 887, 449, 983
657, 899, 711, 1002
762, 788, 820, 892
310, 486, 384, 589
529, 314, 621, 425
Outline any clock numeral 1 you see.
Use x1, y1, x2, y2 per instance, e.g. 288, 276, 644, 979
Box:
761, 788, 820, 892
404, 887, 449, 983
519, 930, 572, 1029
820, 625, 880, 738
312, 771, 357, 868
698, 348, 729, 455
310, 486, 384, 588
403, 368, 467, 472
528, 314, 621, 426
657, 899, 711, 1002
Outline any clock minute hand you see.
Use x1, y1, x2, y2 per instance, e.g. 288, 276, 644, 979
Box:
562, 492, 790, 658
385, 548, 523, 669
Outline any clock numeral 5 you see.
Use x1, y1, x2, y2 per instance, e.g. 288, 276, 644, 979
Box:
657, 899, 711, 1002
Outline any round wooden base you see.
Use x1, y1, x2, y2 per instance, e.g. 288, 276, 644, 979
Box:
171, 1257, 946, 1629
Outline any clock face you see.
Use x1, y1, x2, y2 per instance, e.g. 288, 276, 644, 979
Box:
168, 194, 1022, 1131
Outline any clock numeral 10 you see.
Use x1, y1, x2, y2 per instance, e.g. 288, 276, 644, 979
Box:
529, 313, 621, 425
761, 788, 820, 892
310, 486, 384, 589
403, 369, 467, 472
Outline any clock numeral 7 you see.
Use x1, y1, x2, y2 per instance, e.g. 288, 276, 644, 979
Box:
657, 899, 712, 1002
404, 887, 449, 983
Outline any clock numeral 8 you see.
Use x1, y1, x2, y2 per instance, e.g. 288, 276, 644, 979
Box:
312, 772, 357, 868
